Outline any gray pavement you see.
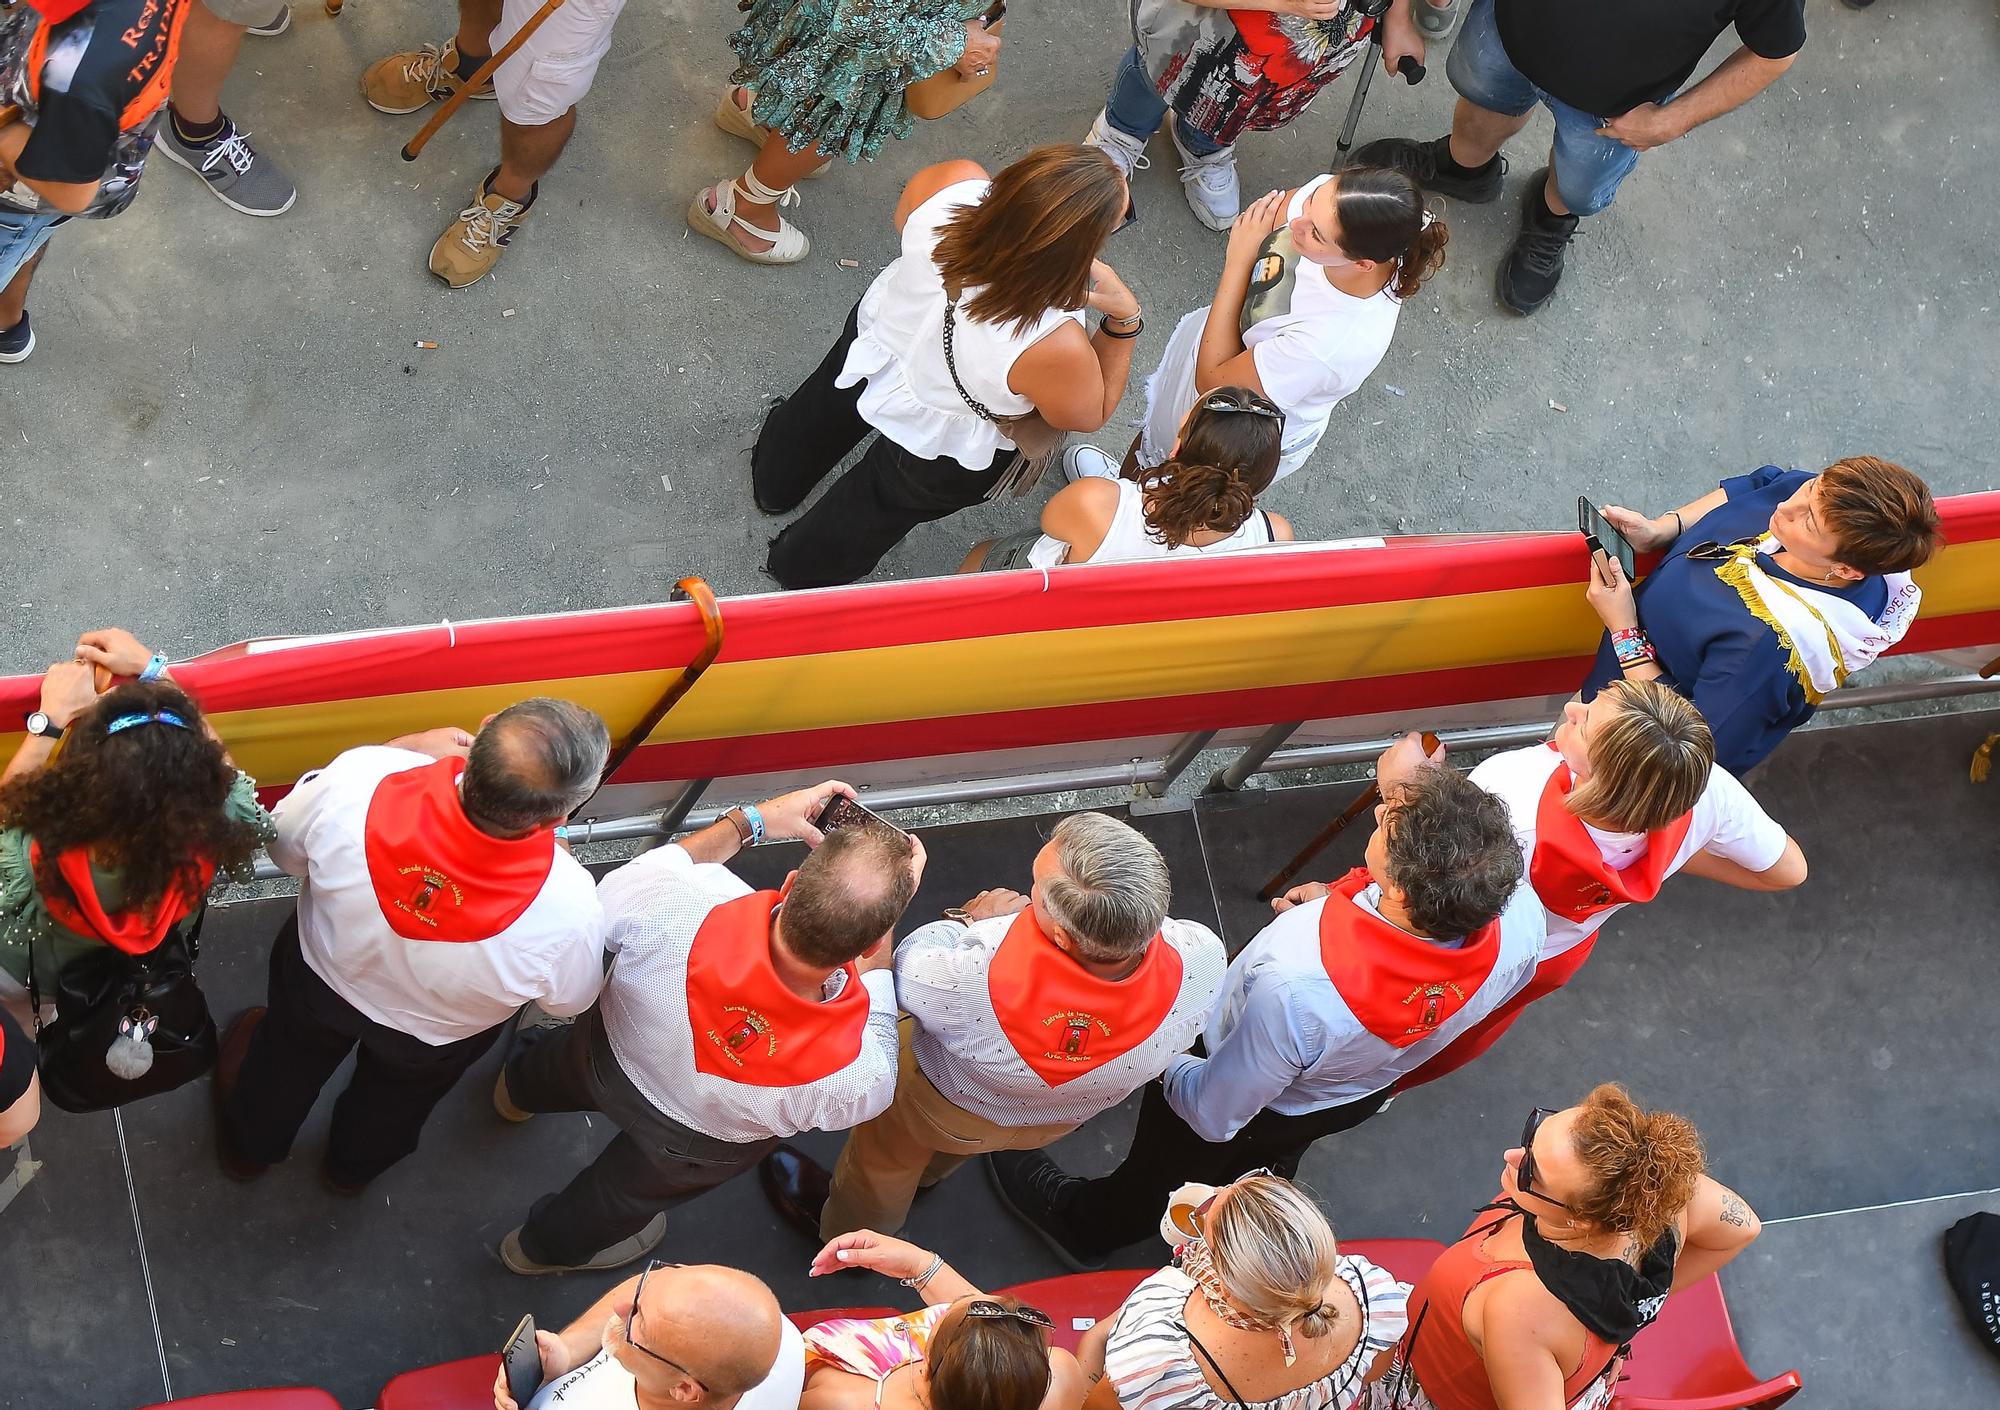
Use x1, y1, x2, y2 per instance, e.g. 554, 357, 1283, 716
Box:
1, 0, 1996, 673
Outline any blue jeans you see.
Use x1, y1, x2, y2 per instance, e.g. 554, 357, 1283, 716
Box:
0, 206, 65, 293
1102, 45, 1224, 157
1444, 0, 1643, 215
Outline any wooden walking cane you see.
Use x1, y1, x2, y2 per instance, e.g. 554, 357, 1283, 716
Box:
400, 0, 568, 162
576, 577, 725, 815
1256, 732, 1441, 901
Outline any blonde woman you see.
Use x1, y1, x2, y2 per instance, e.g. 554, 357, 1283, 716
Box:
1082, 1173, 1406, 1410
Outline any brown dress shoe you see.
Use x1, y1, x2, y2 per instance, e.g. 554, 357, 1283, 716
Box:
212, 1007, 270, 1182
759, 1144, 833, 1238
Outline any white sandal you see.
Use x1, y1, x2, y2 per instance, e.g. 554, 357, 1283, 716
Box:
712, 90, 828, 178
687, 173, 810, 265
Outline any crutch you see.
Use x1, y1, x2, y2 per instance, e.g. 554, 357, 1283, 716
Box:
1256, 732, 1441, 900
1337, 0, 1426, 164
400, 0, 568, 161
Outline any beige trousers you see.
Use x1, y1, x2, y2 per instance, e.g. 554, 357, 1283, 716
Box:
820, 1021, 1077, 1238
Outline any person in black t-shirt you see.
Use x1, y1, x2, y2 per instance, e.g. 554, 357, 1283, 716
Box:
0, 0, 189, 362
1354, 0, 1804, 316
0, 1001, 40, 1147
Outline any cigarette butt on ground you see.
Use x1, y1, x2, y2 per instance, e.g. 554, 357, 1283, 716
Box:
414, 340, 439, 349
838, 258, 860, 268
1548, 399, 1568, 412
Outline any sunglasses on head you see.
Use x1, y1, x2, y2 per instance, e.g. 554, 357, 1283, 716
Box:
1516, 1108, 1571, 1211
1196, 389, 1286, 429
964, 1300, 1055, 1329
1168, 1167, 1276, 1239
625, 1261, 710, 1392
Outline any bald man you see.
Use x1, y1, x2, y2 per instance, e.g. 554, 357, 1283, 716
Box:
494, 1262, 806, 1410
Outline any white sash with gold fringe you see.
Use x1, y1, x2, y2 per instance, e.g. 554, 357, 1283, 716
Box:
1712, 537, 1921, 703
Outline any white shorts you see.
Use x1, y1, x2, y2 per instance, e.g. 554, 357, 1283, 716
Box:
491, 0, 631, 126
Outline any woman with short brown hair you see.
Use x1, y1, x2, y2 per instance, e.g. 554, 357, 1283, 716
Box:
1372, 1085, 1760, 1410
751, 145, 1141, 590
1583, 456, 1943, 775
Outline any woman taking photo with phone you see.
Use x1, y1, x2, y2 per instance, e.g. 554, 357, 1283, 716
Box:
752, 145, 1140, 590
1581, 456, 1941, 776
1092, 166, 1443, 493
1373, 1086, 1761, 1410
960, 387, 1295, 571
692, 0, 1005, 263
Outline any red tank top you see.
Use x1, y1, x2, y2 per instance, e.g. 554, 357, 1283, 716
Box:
1400, 1204, 1619, 1410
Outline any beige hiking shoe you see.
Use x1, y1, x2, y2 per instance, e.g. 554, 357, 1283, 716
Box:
362, 39, 495, 115
428, 174, 532, 288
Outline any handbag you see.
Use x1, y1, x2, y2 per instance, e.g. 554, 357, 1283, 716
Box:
1945, 1212, 2000, 1363
906, 2, 1005, 120
941, 295, 1067, 498
24, 904, 219, 1113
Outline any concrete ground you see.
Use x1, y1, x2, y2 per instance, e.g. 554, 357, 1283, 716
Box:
2, 0, 1996, 673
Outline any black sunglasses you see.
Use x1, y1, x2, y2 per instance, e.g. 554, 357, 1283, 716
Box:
1517, 1107, 1572, 1211
1196, 389, 1286, 429
626, 1261, 710, 1392
1682, 535, 1760, 563
964, 1300, 1056, 1330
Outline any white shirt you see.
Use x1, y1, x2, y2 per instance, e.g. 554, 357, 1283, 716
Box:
1140, 175, 1403, 483
838, 179, 1087, 469
1028, 477, 1278, 568
267, 746, 605, 1046
594, 845, 900, 1144
1468, 744, 1791, 960
896, 913, 1226, 1127
1161, 882, 1543, 1140
528, 1318, 805, 1410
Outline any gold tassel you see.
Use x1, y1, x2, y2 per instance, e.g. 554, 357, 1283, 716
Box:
1972, 734, 1997, 784
1714, 554, 1828, 705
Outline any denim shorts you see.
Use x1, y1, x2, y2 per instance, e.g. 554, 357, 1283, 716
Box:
1444, 0, 1645, 216
0, 206, 66, 290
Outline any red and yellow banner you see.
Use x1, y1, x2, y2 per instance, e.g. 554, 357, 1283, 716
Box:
4, 493, 1997, 806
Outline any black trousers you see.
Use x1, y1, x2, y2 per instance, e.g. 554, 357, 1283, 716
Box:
1058, 1080, 1395, 1259
510, 1007, 774, 1267
223, 916, 502, 1184
756, 300, 1016, 590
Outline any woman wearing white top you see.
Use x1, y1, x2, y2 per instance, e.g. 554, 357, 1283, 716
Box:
1100, 166, 1445, 488
754, 145, 1143, 590
1081, 1172, 1407, 1410
961, 387, 1296, 571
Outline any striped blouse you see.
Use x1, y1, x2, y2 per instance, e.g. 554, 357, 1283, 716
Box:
1103, 1260, 1410, 1410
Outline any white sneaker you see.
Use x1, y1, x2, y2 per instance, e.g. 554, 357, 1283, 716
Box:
1062, 444, 1120, 484
1084, 109, 1151, 181
1169, 127, 1239, 231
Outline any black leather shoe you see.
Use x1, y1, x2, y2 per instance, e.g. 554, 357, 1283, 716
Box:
759, 1143, 833, 1238
320, 1160, 370, 1198
212, 1007, 271, 1183
985, 1150, 1106, 1272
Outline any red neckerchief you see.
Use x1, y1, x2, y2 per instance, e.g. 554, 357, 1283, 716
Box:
986, 907, 1184, 1086
362, 757, 555, 942
1316, 868, 1501, 1047
1529, 749, 1695, 922
26, 0, 92, 25
31, 840, 209, 954
684, 889, 870, 1087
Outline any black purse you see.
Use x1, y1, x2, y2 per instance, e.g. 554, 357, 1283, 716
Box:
24, 905, 219, 1114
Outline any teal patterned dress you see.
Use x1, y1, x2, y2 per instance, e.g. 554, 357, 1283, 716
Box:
730, 0, 989, 163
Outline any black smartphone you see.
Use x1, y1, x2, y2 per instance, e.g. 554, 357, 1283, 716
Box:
502, 1313, 541, 1407
813, 794, 907, 844
1578, 496, 1637, 583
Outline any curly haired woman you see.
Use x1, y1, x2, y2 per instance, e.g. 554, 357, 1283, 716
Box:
0, 628, 272, 1011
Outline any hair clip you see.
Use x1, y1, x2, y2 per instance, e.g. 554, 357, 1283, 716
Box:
106, 711, 190, 735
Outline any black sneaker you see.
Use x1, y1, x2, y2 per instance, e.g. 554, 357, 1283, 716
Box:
1497, 170, 1580, 315
0, 310, 32, 363
1348, 134, 1505, 204
985, 1150, 1106, 1272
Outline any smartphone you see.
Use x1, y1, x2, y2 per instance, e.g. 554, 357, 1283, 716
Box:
501, 1314, 541, 1408
1578, 496, 1637, 583
813, 794, 907, 844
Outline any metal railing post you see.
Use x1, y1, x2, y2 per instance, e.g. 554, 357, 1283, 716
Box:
1143, 730, 1218, 798
1208, 721, 1303, 792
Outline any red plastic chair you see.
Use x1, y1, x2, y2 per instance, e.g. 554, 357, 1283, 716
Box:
377, 1354, 500, 1410
1611, 1274, 1801, 1410
137, 1393, 341, 1410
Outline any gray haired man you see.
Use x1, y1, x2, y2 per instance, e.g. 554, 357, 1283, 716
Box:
216, 698, 610, 1195
761, 811, 1227, 1240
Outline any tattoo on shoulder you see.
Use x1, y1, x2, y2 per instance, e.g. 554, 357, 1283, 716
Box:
1718, 1193, 1752, 1228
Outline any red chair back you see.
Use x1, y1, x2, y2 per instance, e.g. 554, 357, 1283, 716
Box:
1610, 1273, 1802, 1410
377, 1353, 502, 1410
137, 1393, 342, 1410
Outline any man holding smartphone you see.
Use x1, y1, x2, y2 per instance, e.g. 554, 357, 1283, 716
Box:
492, 780, 921, 1275
762, 811, 1226, 1245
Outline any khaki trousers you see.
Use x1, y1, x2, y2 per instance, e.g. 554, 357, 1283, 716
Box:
821, 1021, 1077, 1238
